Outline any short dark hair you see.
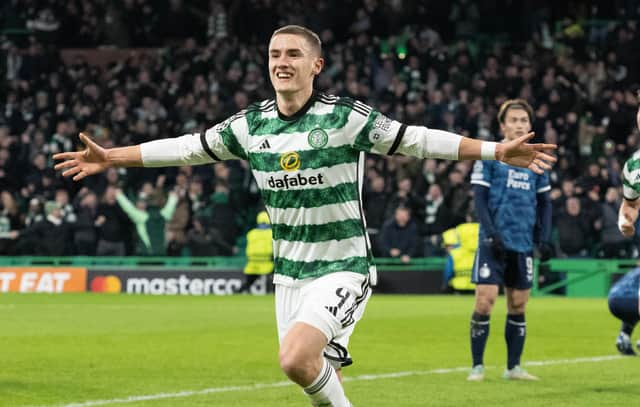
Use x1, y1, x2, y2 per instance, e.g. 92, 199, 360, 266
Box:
497, 99, 534, 124
271, 25, 322, 56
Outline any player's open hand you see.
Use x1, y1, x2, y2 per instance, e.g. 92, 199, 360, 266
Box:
495, 133, 556, 174
53, 133, 110, 181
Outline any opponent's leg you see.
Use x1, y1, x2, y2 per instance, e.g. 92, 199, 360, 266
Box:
503, 287, 537, 380
468, 284, 498, 381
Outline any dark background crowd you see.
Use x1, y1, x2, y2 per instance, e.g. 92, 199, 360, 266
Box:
1, 0, 640, 259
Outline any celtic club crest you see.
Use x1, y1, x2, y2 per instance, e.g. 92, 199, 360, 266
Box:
308, 128, 328, 149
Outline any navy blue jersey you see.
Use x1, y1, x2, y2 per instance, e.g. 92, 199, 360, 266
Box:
609, 268, 640, 300
471, 160, 550, 252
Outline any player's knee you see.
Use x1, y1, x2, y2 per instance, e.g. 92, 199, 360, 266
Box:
476, 304, 493, 315
508, 300, 527, 313
278, 347, 312, 381
507, 302, 526, 314
279, 349, 301, 377
475, 296, 496, 314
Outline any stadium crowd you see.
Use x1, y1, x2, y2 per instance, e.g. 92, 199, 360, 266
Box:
1, 0, 640, 259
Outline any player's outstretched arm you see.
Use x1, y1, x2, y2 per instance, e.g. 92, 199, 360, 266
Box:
53, 133, 142, 181
459, 132, 556, 174
618, 198, 640, 237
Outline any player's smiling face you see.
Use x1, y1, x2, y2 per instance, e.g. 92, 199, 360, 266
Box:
500, 108, 531, 141
268, 34, 323, 96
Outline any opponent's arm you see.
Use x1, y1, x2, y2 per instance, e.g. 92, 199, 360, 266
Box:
473, 185, 497, 237
473, 184, 505, 259
536, 191, 552, 241
535, 191, 554, 261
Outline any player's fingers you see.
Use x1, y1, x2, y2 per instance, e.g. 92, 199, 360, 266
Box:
79, 132, 100, 151
512, 132, 535, 147
62, 166, 83, 178
535, 152, 557, 163
529, 162, 544, 175
52, 152, 79, 161
73, 170, 88, 182
533, 158, 552, 171
54, 159, 78, 171
532, 143, 557, 151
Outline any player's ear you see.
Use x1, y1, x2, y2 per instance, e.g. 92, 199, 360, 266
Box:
312, 57, 324, 75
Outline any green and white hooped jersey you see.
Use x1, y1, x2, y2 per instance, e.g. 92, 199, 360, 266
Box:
202, 93, 409, 283
623, 149, 640, 201
146, 92, 462, 283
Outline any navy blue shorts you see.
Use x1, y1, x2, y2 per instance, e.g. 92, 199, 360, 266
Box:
472, 243, 534, 289
608, 295, 639, 325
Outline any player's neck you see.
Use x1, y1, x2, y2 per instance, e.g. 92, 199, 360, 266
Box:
276, 88, 314, 117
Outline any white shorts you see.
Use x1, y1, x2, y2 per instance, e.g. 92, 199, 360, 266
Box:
275, 272, 372, 368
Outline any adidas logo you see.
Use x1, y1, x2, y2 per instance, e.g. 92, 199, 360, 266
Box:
259, 140, 271, 150
325, 305, 338, 317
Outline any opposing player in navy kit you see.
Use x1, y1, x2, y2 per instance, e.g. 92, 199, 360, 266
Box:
467, 99, 553, 381
611, 104, 640, 355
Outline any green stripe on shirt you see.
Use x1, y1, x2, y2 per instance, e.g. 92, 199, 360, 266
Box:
220, 125, 247, 159
274, 256, 370, 279
272, 219, 363, 242
246, 104, 352, 136
351, 110, 379, 152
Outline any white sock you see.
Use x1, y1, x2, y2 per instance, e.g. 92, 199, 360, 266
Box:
304, 358, 351, 407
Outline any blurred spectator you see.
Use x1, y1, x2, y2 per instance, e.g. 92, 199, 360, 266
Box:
186, 215, 234, 256
23, 197, 44, 227
556, 197, 591, 257
363, 174, 388, 231
166, 181, 190, 256
115, 187, 178, 256
449, 0, 480, 39
73, 189, 99, 255
598, 187, 632, 258
0, 191, 21, 253
576, 162, 609, 195
550, 178, 575, 223
441, 169, 471, 229
55, 188, 77, 223
384, 177, 423, 221
420, 183, 447, 256
208, 170, 238, 250
17, 200, 72, 255
95, 186, 130, 256
380, 205, 418, 263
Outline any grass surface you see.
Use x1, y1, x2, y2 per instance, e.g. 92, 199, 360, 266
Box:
0, 293, 636, 406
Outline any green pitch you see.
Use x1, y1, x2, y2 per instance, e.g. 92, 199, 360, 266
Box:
0, 293, 637, 406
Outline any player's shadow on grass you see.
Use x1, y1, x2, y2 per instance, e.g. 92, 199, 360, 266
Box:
0, 380, 31, 395
591, 385, 638, 394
